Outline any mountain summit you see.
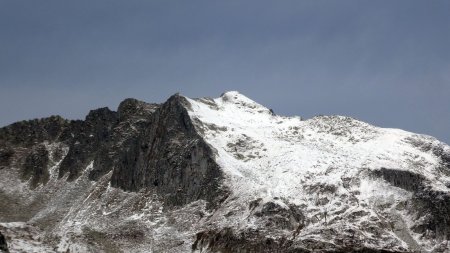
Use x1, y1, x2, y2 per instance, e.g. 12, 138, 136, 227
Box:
0, 92, 449, 252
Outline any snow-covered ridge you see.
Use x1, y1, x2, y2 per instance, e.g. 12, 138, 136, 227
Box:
186, 91, 448, 197
185, 91, 450, 251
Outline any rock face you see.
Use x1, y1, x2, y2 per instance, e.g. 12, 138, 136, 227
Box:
0, 91, 449, 252
0, 231, 8, 253
373, 167, 450, 242
110, 95, 226, 207
22, 144, 50, 188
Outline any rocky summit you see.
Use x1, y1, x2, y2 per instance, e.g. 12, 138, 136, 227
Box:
0, 91, 449, 253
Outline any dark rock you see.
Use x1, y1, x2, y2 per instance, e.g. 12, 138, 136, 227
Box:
0, 147, 14, 169
110, 94, 227, 207
0, 115, 69, 146
192, 228, 406, 253
0, 99, 154, 184
249, 198, 263, 210
373, 168, 425, 192
374, 168, 450, 239
22, 144, 50, 188
88, 101, 157, 181
373, 168, 450, 241
192, 228, 296, 253
117, 98, 158, 121
252, 201, 305, 230
0, 95, 226, 207
58, 107, 118, 180
0, 231, 9, 253
411, 189, 450, 241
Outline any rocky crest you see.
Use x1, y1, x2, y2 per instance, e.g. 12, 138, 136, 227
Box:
0, 92, 449, 252
110, 95, 226, 207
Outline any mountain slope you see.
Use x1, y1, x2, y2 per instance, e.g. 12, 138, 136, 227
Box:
0, 91, 449, 252
187, 91, 450, 252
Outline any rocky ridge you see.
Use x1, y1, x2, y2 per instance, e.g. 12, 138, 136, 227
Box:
0, 91, 449, 252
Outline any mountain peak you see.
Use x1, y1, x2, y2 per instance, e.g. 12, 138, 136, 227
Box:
187, 91, 273, 117
219, 90, 262, 106
220, 90, 245, 99
1, 92, 450, 252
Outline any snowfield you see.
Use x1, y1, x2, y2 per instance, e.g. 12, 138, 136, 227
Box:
186, 91, 450, 252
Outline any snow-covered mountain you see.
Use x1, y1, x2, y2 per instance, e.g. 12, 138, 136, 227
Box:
0, 91, 449, 253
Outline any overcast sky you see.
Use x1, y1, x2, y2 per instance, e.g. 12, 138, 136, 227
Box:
0, 1, 449, 143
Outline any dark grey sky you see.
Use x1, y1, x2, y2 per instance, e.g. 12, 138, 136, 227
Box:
1, 0, 449, 143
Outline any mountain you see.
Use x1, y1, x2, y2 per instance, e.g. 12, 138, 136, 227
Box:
0, 91, 449, 253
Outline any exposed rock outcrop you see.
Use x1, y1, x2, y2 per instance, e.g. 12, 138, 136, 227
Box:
110, 95, 227, 207
0, 99, 155, 186
0, 95, 226, 207
411, 189, 450, 241
372, 167, 450, 240
372, 168, 425, 192
192, 228, 407, 253
0, 115, 69, 146
0, 231, 8, 253
22, 144, 50, 188
58, 107, 119, 181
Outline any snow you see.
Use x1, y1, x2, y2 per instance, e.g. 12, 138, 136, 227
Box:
186, 91, 445, 201
0, 222, 56, 253
185, 91, 450, 251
